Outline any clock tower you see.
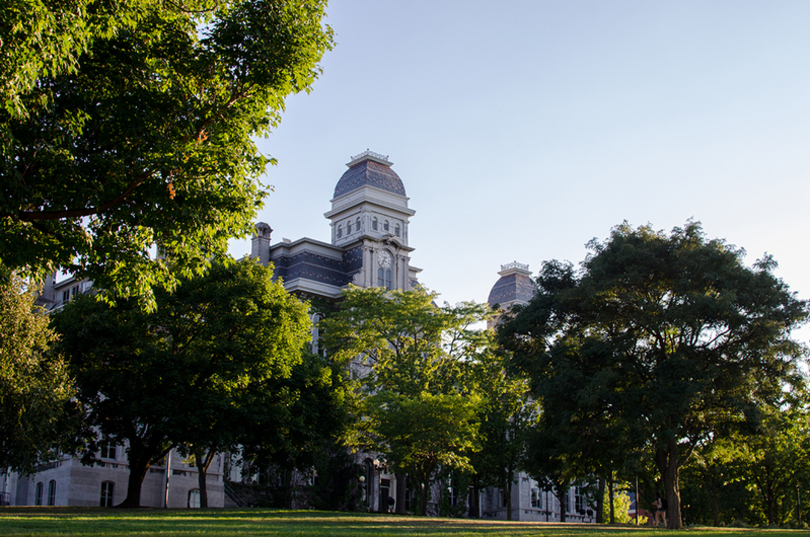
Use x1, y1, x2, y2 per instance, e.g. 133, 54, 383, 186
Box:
324, 150, 419, 291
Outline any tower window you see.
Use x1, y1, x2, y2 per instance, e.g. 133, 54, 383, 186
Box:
372, 218, 378, 231
394, 224, 400, 237
384, 220, 389, 232
347, 221, 352, 234
385, 269, 392, 290
336, 225, 342, 239
356, 217, 361, 232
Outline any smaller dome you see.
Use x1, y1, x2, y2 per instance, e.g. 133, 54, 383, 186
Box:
487, 262, 535, 308
334, 151, 406, 198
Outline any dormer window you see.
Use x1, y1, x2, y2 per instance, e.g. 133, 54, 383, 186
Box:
372, 218, 378, 231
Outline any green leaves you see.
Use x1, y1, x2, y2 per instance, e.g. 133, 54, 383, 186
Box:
53, 258, 313, 505
1, 0, 333, 306
501, 221, 809, 529
0, 273, 77, 472
323, 286, 492, 515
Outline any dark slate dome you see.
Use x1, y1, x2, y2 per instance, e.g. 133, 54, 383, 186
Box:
487, 264, 536, 307
334, 151, 406, 198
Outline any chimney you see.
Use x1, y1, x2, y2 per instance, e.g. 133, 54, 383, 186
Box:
251, 222, 273, 266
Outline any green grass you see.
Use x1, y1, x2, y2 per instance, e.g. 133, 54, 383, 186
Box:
2, 508, 809, 537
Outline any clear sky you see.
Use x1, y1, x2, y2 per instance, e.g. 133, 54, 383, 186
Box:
230, 0, 810, 331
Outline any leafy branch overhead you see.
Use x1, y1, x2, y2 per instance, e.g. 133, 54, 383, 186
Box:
1, 0, 333, 303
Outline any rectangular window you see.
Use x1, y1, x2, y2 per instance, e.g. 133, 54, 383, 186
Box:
62, 290, 70, 304
575, 486, 584, 514
100, 441, 116, 460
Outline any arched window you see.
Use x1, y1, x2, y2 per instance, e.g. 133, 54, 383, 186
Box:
356, 217, 361, 232
394, 224, 400, 237
336, 225, 342, 239
372, 218, 378, 231
35, 482, 43, 506
47, 480, 56, 506
100, 481, 115, 507
188, 489, 201, 509
347, 221, 352, 234
385, 269, 392, 290
383, 220, 389, 232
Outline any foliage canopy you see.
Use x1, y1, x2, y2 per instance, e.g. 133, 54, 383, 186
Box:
0, 275, 76, 472
1, 0, 333, 303
500, 221, 808, 529
53, 259, 312, 507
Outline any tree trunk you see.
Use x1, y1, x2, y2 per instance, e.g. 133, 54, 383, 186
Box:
710, 480, 720, 527
395, 473, 407, 514
193, 447, 215, 509
556, 484, 567, 523
119, 458, 149, 508
119, 441, 157, 508
469, 479, 480, 519
766, 477, 777, 525
504, 477, 513, 521
595, 478, 605, 524
419, 481, 428, 516
608, 477, 616, 523
659, 439, 683, 529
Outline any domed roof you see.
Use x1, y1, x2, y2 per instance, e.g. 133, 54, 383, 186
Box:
487, 262, 536, 308
334, 151, 406, 198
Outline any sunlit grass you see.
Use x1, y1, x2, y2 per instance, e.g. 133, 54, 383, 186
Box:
2, 508, 809, 537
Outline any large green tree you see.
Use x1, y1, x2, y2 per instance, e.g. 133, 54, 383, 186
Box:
321, 286, 488, 515
53, 259, 312, 507
500, 222, 808, 529
1, 0, 332, 303
0, 274, 77, 472
467, 345, 537, 520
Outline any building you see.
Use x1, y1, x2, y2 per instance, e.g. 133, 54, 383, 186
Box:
246, 150, 420, 512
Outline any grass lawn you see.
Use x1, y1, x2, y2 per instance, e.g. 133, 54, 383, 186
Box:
2, 508, 809, 537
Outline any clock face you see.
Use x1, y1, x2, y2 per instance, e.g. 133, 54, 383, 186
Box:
378, 250, 392, 268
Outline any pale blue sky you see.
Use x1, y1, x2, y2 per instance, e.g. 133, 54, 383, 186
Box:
231, 1, 810, 327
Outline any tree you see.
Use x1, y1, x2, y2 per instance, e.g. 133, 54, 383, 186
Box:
500, 221, 808, 529
0, 274, 77, 472
53, 259, 312, 507
467, 345, 538, 520
321, 286, 488, 515
735, 404, 810, 525
1, 0, 333, 303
